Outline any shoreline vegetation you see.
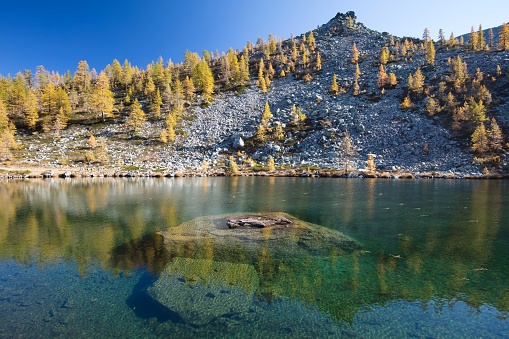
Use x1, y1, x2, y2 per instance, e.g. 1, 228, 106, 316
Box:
0, 165, 506, 180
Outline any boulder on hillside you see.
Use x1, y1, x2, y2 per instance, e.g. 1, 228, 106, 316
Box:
232, 135, 244, 149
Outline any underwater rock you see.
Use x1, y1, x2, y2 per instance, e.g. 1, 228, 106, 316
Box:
146, 258, 258, 326
144, 213, 362, 324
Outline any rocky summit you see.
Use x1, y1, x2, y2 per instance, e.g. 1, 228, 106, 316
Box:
4, 11, 509, 178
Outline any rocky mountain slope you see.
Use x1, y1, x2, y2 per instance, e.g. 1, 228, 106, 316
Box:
6, 11, 509, 177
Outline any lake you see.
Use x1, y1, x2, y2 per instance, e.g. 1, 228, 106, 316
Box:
0, 177, 508, 338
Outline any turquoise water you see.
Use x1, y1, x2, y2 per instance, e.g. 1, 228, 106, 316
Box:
0, 178, 508, 338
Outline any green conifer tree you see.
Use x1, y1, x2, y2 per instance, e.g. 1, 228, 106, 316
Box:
422, 27, 431, 42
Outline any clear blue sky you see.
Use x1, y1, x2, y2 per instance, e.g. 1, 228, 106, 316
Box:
1, 0, 508, 76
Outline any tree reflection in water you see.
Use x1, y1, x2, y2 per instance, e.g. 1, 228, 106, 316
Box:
0, 178, 508, 323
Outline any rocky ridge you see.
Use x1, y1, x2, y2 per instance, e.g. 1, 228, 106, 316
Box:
8, 11, 509, 178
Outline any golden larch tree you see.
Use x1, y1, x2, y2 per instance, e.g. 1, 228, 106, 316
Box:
351, 43, 359, 64
0, 99, 18, 160
192, 60, 215, 103
267, 156, 276, 171
380, 46, 389, 65
126, 99, 146, 133
330, 74, 339, 95
91, 71, 116, 122
471, 123, 489, 154
499, 23, 509, 50
261, 102, 272, 126
489, 118, 504, 153
426, 40, 435, 64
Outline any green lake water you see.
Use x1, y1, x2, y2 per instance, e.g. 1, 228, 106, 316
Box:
0, 177, 508, 338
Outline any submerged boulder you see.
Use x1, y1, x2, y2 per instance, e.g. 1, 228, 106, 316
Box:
142, 213, 363, 325
147, 258, 259, 326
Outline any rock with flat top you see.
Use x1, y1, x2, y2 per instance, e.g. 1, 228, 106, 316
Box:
227, 216, 291, 229
159, 212, 359, 260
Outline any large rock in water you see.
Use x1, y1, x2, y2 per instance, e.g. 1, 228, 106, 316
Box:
158, 212, 359, 261
146, 213, 362, 326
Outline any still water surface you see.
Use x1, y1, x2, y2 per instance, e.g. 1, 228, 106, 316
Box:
0, 177, 508, 338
